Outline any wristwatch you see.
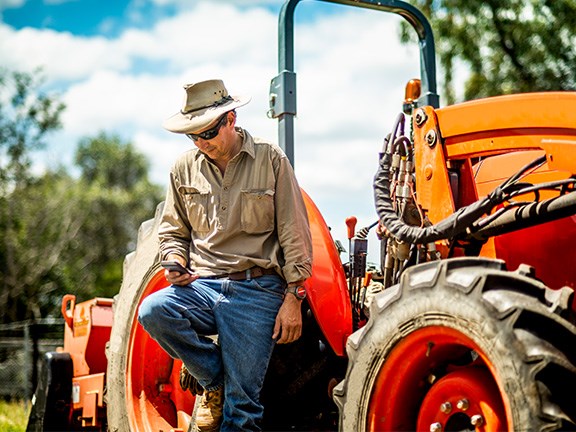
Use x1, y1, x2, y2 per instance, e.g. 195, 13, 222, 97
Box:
286, 285, 307, 300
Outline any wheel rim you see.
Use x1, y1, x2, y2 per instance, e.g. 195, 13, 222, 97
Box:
126, 269, 195, 431
366, 326, 508, 431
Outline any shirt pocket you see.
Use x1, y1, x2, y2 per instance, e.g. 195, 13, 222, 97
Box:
241, 189, 275, 234
178, 186, 210, 233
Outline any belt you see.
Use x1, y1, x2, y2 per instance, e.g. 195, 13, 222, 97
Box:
209, 266, 278, 281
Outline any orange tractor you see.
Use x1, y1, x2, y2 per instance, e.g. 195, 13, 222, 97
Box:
27, 0, 576, 431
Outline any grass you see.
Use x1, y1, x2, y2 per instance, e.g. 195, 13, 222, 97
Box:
0, 399, 30, 432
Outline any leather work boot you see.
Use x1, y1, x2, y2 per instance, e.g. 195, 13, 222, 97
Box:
194, 387, 224, 432
180, 363, 204, 396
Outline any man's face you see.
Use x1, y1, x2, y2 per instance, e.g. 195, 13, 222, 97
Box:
190, 112, 237, 161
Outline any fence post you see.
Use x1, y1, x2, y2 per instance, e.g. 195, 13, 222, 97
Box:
23, 322, 32, 402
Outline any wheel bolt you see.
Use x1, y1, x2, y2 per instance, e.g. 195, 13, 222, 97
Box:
440, 401, 452, 414
430, 422, 442, 432
471, 414, 484, 426
158, 383, 173, 393
456, 398, 469, 411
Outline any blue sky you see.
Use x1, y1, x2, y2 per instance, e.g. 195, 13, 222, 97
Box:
3, 0, 142, 36
1, 0, 341, 36
1, 0, 423, 260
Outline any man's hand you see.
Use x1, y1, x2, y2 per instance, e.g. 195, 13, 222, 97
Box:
164, 255, 199, 286
272, 294, 302, 344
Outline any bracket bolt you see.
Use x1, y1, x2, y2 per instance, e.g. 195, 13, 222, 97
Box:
415, 108, 427, 126
425, 130, 437, 147
471, 414, 484, 426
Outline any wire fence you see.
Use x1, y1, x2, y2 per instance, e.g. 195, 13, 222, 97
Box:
0, 318, 64, 401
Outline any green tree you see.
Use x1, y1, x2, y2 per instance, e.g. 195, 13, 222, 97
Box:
0, 133, 164, 323
0, 68, 65, 322
0, 68, 64, 188
76, 132, 150, 190
1, 171, 86, 321
403, 0, 576, 103
72, 132, 164, 299
0, 68, 164, 322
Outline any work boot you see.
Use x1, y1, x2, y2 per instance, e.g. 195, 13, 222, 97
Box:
180, 363, 204, 396
195, 386, 224, 432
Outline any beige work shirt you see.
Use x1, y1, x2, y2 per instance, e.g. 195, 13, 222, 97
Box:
158, 128, 313, 284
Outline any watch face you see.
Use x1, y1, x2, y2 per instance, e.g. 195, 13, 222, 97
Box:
287, 285, 306, 300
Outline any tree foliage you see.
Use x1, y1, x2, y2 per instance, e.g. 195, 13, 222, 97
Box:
72, 132, 164, 301
0, 69, 164, 323
0, 68, 65, 188
403, 0, 576, 103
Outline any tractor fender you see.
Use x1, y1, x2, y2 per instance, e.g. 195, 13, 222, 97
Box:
301, 190, 352, 356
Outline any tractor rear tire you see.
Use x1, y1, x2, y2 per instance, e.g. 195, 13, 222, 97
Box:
333, 257, 576, 431
106, 202, 195, 432
106, 204, 162, 432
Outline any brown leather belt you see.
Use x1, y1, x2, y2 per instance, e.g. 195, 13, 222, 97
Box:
211, 266, 277, 281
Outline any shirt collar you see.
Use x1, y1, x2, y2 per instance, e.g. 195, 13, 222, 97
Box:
237, 127, 256, 160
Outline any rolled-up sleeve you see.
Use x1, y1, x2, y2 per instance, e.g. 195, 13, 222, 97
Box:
274, 154, 313, 283
158, 169, 192, 262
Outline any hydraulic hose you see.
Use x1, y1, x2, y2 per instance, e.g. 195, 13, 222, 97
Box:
373, 152, 504, 244
469, 187, 576, 241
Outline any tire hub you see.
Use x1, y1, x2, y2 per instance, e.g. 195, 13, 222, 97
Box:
416, 367, 505, 432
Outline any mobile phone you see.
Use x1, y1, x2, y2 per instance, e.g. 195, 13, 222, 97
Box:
161, 260, 195, 275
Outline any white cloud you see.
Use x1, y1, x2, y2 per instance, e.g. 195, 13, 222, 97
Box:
11, 1, 422, 259
0, 0, 25, 9
150, 0, 278, 7
0, 25, 130, 80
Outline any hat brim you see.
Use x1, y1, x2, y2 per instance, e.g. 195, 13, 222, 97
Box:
163, 95, 251, 134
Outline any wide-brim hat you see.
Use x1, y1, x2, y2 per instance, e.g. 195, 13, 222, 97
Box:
163, 79, 251, 134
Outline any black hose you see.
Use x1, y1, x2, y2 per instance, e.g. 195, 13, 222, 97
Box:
373, 152, 504, 244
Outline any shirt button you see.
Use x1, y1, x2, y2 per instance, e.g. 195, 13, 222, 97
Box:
221, 206, 227, 210
223, 186, 229, 191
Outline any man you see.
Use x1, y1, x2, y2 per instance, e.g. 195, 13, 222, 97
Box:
138, 79, 313, 432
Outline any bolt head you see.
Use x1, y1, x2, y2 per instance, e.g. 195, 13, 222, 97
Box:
425, 130, 437, 147
440, 402, 452, 414
456, 399, 469, 411
157, 383, 173, 393
430, 422, 443, 432
471, 414, 484, 426
415, 108, 427, 126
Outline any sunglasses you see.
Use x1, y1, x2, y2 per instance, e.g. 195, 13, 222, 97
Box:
187, 114, 228, 141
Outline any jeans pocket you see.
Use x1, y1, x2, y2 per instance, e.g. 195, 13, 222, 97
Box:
252, 276, 285, 300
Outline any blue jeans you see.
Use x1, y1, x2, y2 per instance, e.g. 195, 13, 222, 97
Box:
138, 275, 285, 431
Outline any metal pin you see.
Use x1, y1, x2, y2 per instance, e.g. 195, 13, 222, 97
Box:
440, 402, 452, 414
471, 414, 484, 426
430, 422, 442, 432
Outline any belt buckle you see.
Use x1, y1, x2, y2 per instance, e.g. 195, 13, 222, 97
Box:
246, 268, 252, 281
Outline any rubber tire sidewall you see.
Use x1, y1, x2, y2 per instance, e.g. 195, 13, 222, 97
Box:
106, 202, 164, 432
337, 259, 547, 431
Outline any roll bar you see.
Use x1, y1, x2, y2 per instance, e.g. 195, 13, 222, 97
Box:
268, 0, 439, 165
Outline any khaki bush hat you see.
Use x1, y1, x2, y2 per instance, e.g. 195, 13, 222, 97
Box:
163, 79, 251, 134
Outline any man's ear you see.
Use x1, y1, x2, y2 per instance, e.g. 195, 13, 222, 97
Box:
228, 111, 236, 126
